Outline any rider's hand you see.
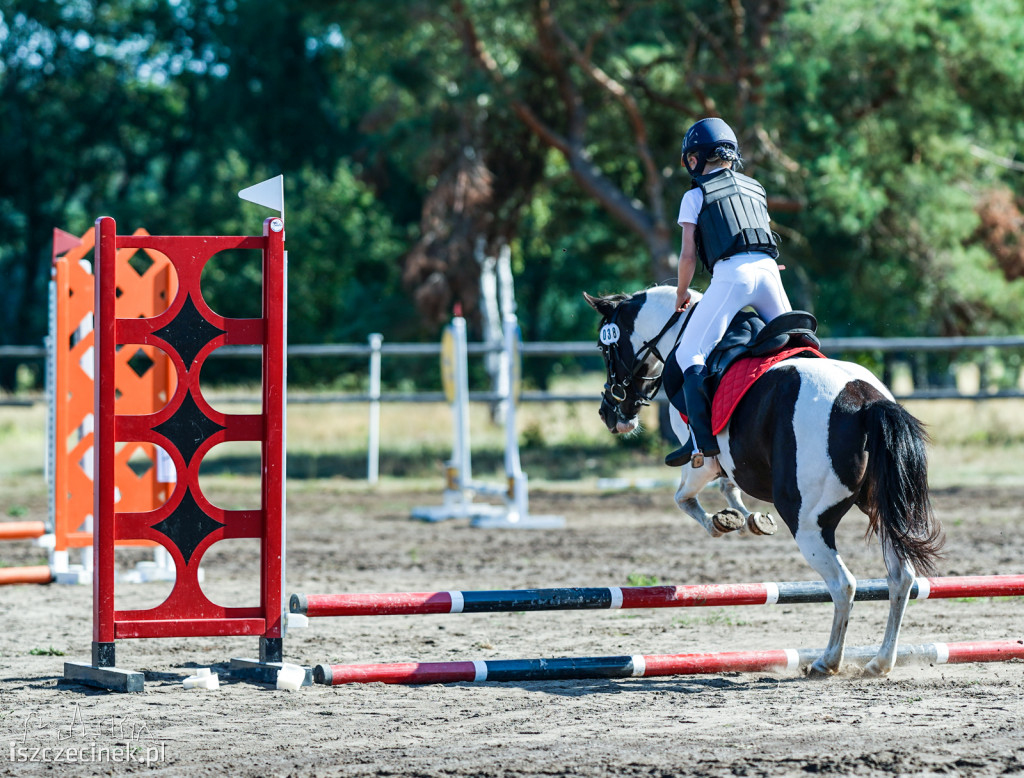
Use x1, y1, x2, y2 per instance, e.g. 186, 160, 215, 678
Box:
676, 288, 692, 312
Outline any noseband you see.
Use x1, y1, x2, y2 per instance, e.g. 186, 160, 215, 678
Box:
599, 302, 696, 420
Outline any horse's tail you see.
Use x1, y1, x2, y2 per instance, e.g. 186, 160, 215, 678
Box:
863, 401, 944, 575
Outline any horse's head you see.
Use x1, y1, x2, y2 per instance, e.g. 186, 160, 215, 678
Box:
584, 288, 681, 435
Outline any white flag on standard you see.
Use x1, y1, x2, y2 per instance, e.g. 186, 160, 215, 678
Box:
239, 175, 284, 220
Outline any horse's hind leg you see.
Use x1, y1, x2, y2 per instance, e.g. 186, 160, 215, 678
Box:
863, 541, 915, 677
675, 465, 744, 537
793, 501, 857, 676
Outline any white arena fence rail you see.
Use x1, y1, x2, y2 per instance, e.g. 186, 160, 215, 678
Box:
3, 334, 1024, 406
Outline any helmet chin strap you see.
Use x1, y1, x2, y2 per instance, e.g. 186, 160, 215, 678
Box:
684, 149, 711, 177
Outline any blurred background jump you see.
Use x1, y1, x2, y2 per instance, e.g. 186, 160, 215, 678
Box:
411, 249, 563, 529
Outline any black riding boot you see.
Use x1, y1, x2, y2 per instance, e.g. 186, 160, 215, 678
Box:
682, 364, 720, 468
664, 385, 693, 467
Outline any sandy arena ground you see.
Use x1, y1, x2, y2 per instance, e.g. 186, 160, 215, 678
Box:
1, 481, 1023, 776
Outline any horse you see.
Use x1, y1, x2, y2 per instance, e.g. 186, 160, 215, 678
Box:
584, 284, 944, 677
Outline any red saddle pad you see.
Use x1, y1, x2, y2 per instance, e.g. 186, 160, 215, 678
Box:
710, 347, 827, 435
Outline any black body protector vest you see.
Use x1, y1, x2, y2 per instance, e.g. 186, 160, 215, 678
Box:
693, 169, 779, 273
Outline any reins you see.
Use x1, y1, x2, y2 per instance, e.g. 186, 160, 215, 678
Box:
601, 301, 697, 413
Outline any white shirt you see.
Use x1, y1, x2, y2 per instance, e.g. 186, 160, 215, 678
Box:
677, 188, 703, 226
678, 166, 735, 225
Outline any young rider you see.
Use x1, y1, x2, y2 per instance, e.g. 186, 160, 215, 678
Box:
668, 117, 792, 467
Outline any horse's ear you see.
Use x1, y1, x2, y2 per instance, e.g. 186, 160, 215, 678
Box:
583, 292, 619, 319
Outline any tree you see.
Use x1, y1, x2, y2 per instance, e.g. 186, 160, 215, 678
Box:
0, 0, 410, 389
3, 0, 1024, 399
0, 0, 198, 387
448, 0, 791, 283
769, 0, 1024, 335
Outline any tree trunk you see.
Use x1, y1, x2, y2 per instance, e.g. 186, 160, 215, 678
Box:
647, 228, 678, 287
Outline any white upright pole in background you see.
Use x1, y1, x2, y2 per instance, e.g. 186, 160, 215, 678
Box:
452, 315, 473, 491
469, 311, 564, 530
367, 333, 383, 484
502, 313, 524, 515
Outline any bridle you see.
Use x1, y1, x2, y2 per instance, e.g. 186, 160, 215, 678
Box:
599, 301, 697, 422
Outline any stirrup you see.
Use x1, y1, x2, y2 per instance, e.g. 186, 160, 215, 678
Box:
691, 448, 720, 469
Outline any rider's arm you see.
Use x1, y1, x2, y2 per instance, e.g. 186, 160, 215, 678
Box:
676, 223, 697, 312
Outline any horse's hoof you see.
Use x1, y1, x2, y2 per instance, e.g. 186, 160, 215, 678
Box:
711, 508, 745, 533
746, 512, 777, 536
804, 659, 838, 678
862, 657, 892, 677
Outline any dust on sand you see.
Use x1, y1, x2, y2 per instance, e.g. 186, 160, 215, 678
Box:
1, 484, 1022, 776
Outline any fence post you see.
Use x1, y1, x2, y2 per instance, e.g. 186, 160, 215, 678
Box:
367, 333, 383, 484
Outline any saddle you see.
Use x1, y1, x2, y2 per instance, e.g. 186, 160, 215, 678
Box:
663, 309, 822, 414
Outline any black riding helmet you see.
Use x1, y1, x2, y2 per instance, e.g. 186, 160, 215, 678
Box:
681, 117, 742, 177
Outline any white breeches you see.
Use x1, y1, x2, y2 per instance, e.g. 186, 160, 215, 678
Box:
676, 253, 792, 371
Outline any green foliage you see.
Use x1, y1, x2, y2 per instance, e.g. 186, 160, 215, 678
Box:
1, 0, 1023, 394
770, 0, 1024, 335
29, 646, 65, 656
285, 164, 407, 342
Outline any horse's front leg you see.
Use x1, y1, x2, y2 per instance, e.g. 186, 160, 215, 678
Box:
675, 462, 745, 537
718, 478, 748, 513
716, 478, 777, 536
